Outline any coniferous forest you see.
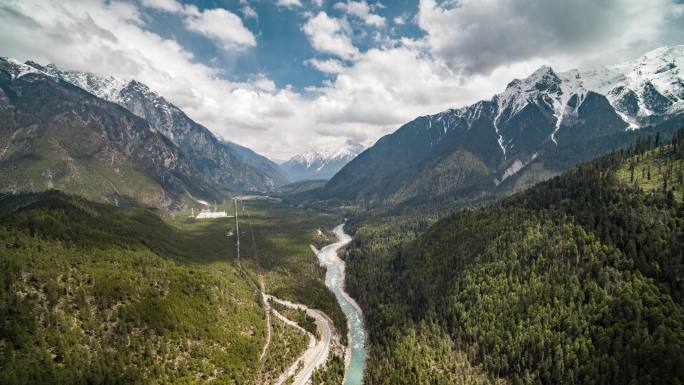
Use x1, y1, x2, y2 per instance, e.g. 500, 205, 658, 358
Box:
343, 128, 684, 385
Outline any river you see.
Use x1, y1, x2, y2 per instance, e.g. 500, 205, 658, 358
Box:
317, 223, 366, 385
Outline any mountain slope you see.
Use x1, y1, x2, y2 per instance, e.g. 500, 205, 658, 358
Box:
31, 61, 288, 192
323, 46, 684, 206
0, 58, 219, 208
345, 128, 684, 385
220, 138, 290, 186
281, 140, 364, 181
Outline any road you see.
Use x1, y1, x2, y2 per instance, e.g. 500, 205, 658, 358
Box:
267, 295, 334, 385
258, 277, 272, 362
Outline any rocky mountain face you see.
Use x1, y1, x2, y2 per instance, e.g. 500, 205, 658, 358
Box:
220, 138, 290, 186
281, 139, 364, 182
0, 58, 221, 209
323, 46, 684, 206
33, 62, 289, 192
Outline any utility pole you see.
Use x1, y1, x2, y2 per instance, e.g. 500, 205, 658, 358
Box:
234, 198, 240, 262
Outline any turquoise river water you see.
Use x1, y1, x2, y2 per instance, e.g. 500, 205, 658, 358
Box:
317, 224, 366, 385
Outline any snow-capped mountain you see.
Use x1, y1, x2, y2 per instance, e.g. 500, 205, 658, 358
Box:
16, 60, 289, 192
323, 45, 684, 205
281, 140, 364, 181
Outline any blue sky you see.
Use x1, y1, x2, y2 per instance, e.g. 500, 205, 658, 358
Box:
1, 0, 683, 160
143, 0, 423, 90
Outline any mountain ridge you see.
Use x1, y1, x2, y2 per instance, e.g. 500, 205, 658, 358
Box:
322, 45, 684, 206
18, 59, 289, 193
0, 58, 221, 209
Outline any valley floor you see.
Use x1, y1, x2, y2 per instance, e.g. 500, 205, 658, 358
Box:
0, 192, 349, 385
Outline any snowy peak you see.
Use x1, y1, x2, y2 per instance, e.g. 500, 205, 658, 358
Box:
501, 65, 562, 99
491, 45, 684, 147
22, 61, 171, 113
281, 140, 364, 181
320, 139, 365, 161
521, 65, 562, 92
495, 65, 563, 127
40, 64, 129, 103
285, 139, 364, 168
574, 45, 684, 120
0, 57, 51, 79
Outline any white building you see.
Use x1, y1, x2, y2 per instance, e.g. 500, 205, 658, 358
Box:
195, 209, 230, 219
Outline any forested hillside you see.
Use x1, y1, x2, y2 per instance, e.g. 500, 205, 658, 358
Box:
0, 191, 265, 384
344, 128, 684, 385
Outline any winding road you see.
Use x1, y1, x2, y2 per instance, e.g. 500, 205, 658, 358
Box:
267, 295, 333, 385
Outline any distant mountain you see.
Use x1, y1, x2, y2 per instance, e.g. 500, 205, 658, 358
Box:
323, 45, 684, 206
281, 139, 364, 181
30, 61, 289, 192
0, 58, 220, 209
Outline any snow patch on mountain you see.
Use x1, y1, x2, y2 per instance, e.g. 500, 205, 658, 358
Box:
494, 153, 538, 186
42, 64, 130, 103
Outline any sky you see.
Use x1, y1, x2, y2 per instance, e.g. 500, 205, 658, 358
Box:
1, 0, 684, 161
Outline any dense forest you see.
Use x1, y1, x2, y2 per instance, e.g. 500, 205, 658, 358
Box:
0, 192, 267, 384
345, 128, 684, 384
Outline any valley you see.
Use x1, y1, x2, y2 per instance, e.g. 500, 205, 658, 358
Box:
2, 30, 684, 385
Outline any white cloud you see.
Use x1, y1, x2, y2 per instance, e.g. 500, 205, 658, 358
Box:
140, 0, 184, 13
140, 0, 255, 50
307, 58, 347, 73
277, 0, 302, 8
393, 15, 405, 25
334, 1, 385, 27
241, 6, 258, 19
417, 0, 684, 74
184, 8, 256, 49
302, 12, 359, 60
1, 0, 683, 160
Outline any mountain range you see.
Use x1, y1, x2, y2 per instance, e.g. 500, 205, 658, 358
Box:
0, 58, 289, 209
322, 45, 684, 207
281, 139, 364, 182
36, 62, 290, 191
4, 45, 684, 210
